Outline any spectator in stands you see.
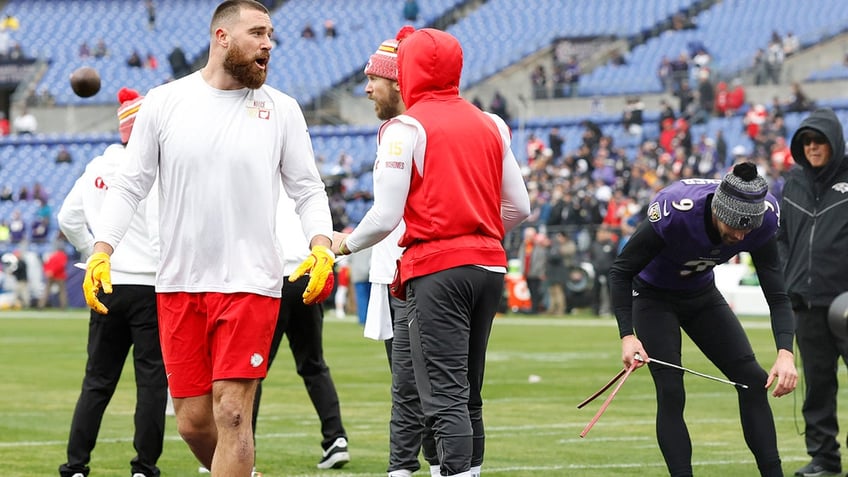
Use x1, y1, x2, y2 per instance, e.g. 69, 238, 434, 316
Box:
670, 12, 695, 30
659, 117, 676, 153
546, 229, 576, 315
146, 0, 156, 30
785, 81, 814, 113
769, 136, 793, 174
530, 64, 548, 99
765, 39, 784, 85
657, 55, 673, 93
692, 46, 711, 77
55, 146, 72, 164
402, 0, 419, 21
590, 224, 617, 316
696, 70, 715, 119
622, 96, 645, 136
525, 133, 545, 165
580, 119, 602, 151
78, 41, 90, 58
39, 244, 68, 308
558, 55, 580, 97
779, 108, 848, 477
17, 185, 29, 201
323, 19, 337, 39
13, 107, 37, 134
301, 23, 315, 39
93, 38, 108, 58
714, 81, 730, 116
145, 52, 158, 69
0, 112, 9, 136
675, 78, 695, 116
0, 185, 12, 201
489, 90, 510, 121
519, 226, 548, 314
727, 78, 746, 114
669, 51, 690, 93
754, 48, 772, 86
30, 215, 49, 243
744, 103, 768, 143
57, 86, 167, 477
548, 127, 564, 162
782, 31, 799, 56
8, 210, 24, 243
715, 129, 730, 170
81, 2, 335, 476
127, 50, 143, 68
168, 45, 191, 79
32, 182, 48, 202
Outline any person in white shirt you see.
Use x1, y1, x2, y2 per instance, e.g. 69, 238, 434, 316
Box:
250, 195, 350, 471
57, 88, 166, 477
81, 2, 335, 475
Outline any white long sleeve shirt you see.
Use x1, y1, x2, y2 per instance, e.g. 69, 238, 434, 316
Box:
58, 144, 158, 286
345, 112, 528, 257
95, 72, 332, 297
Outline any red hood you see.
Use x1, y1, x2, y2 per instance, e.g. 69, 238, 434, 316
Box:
397, 28, 462, 108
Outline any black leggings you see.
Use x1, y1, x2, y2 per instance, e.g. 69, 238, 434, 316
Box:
633, 284, 782, 477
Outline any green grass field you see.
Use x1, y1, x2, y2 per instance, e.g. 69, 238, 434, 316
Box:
0, 309, 823, 476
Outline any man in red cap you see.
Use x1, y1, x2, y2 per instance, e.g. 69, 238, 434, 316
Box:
333, 28, 531, 477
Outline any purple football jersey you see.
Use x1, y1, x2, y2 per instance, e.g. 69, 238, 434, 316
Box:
638, 178, 779, 291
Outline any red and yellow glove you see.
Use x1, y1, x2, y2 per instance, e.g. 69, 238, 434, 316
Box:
83, 252, 113, 314
289, 245, 335, 305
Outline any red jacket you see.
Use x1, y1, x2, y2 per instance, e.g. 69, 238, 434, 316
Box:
396, 29, 508, 282
43, 249, 68, 280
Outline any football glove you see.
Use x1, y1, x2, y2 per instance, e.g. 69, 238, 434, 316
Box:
83, 252, 112, 314
289, 245, 335, 305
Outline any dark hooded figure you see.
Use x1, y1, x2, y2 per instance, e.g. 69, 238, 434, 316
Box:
778, 108, 848, 477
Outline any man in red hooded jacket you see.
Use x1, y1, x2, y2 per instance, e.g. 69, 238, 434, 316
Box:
332, 28, 530, 477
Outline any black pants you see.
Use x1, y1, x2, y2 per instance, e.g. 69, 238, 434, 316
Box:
795, 306, 848, 471
387, 291, 437, 473
252, 275, 346, 451
59, 285, 166, 477
633, 283, 782, 477
406, 266, 503, 476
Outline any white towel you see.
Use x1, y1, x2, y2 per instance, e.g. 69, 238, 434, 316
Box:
364, 284, 393, 340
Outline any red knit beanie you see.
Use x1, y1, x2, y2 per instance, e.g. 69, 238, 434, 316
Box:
117, 87, 144, 144
364, 25, 415, 80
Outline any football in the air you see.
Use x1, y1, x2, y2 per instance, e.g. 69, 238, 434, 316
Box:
69, 66, 101, 98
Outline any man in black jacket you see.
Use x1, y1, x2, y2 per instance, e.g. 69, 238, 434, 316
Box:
778, 108, 848, 477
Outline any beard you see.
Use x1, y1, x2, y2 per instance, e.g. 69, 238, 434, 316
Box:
374, 88, 403, 121
223, 40, 268, 89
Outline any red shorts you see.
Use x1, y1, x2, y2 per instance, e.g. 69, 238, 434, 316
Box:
157, 292, 280, 398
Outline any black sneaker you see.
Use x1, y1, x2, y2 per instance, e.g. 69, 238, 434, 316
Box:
317, 437, 350, 469
794, 462, 841, 477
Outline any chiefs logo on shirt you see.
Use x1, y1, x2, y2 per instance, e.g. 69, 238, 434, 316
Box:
94, 176, 108, 190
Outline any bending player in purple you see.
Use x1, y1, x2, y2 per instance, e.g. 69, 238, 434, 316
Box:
609, 162, 797, 477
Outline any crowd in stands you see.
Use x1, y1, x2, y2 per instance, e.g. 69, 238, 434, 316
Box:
495, 71, 812, 315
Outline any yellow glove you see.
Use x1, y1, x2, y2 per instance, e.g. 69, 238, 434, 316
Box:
83, 252, 112, 314
289, 245, 335, 305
